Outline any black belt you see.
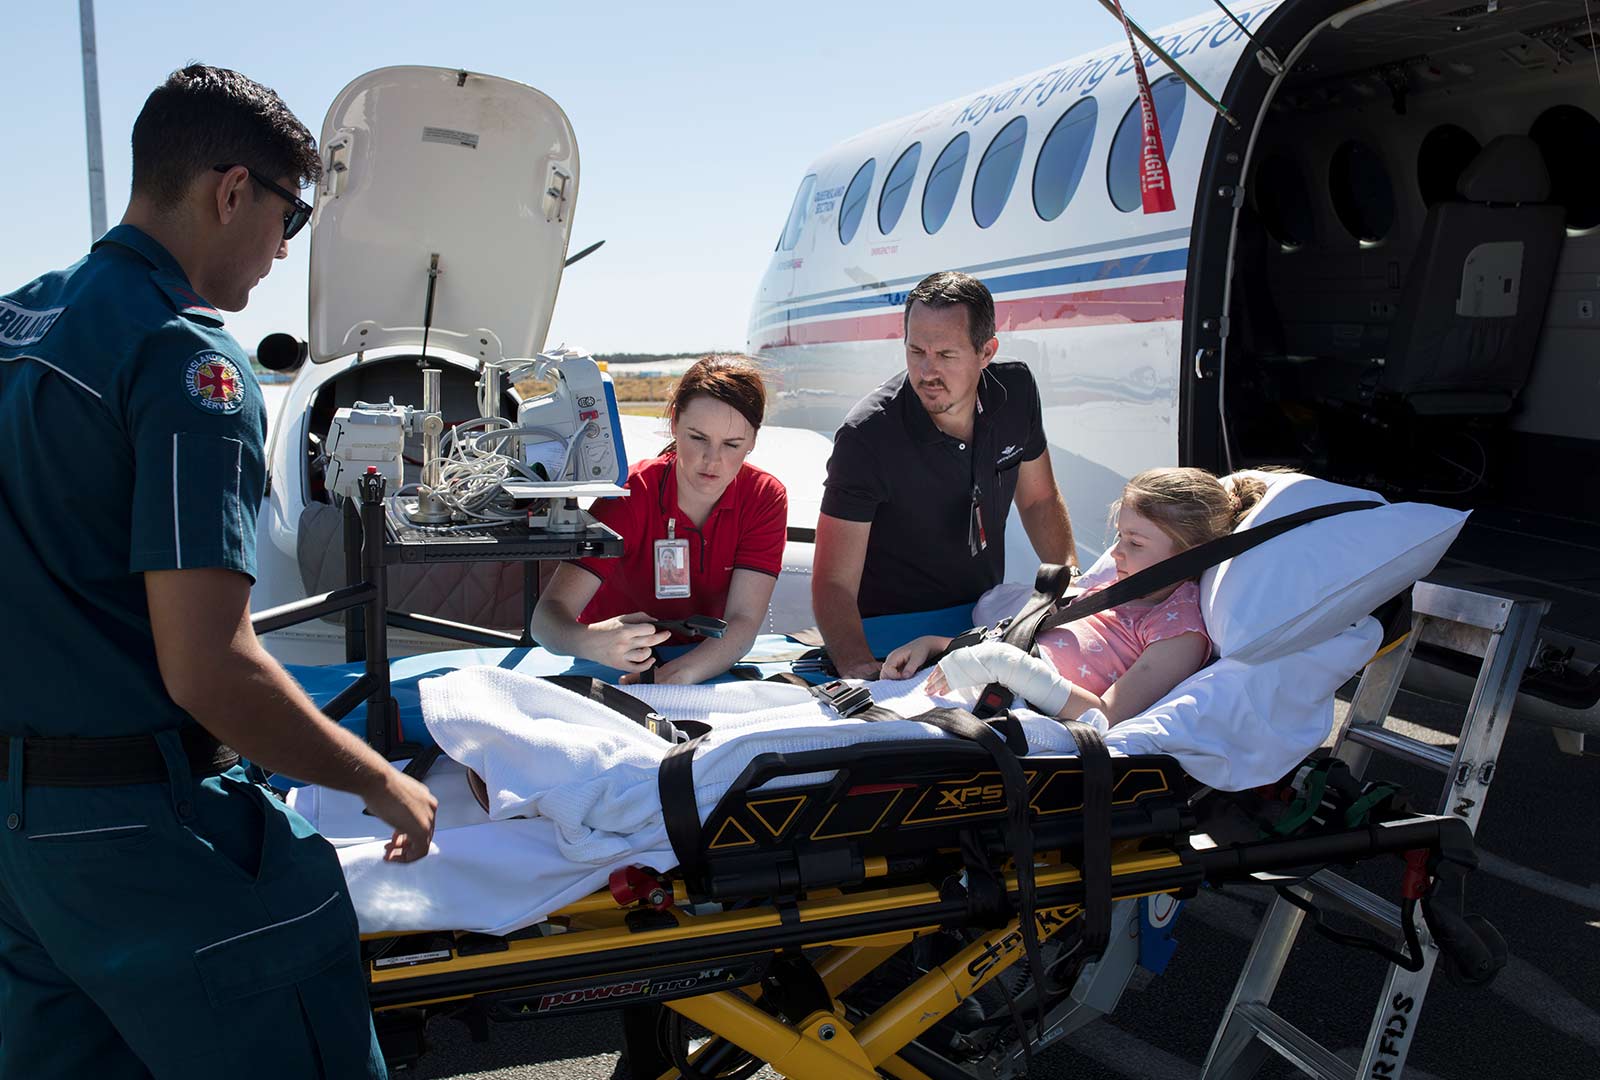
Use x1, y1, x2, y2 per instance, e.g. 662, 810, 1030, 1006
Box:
0, 726, 239, 787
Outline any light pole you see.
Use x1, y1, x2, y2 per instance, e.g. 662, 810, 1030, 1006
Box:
79, 0, 108, 241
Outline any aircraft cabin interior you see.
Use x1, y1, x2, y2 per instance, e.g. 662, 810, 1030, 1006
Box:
1216, 0, 1600, 708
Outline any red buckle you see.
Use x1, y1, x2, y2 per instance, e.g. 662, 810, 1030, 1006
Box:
1401, 849, 1430, 900
608, 865, 673, 911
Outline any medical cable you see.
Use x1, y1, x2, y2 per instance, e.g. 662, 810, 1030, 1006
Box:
412, 419, 586, 522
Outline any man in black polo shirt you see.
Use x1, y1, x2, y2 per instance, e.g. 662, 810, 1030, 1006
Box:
814, 271, 1077, 679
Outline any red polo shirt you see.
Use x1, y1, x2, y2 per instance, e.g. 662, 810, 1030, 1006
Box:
572, 453, 787, 635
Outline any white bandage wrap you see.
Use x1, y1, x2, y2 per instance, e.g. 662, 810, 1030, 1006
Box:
936, 641, 1077, 716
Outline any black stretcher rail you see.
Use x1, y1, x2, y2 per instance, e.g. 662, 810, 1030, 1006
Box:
363, 811, 1469, 1011
365, 860, 1199, 1009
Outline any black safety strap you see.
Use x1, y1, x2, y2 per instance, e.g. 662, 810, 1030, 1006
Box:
808, 679, 901, 721
659, 734, 705, 877
971, 501, 1380, 718
543, 676, 708, 741
1032, 501, 1381, 638
910, 707, 1048, 1032
1062, 719, 1112, 961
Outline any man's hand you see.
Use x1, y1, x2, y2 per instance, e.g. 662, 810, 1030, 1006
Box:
881, 635, 952, 680
146, 567, 443, 861
588, 613, 671, 673
362, 770, 439, 862
837, 658, 885, 681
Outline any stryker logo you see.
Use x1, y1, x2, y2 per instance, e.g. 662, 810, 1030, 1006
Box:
0, 301, 66, 347
936, 784, 1005, 810
966, 907, 1076, 981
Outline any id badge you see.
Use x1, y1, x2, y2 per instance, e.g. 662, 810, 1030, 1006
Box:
654, 518, 691, 599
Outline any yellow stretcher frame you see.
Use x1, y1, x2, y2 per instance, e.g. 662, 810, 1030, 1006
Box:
362, 845, 1187, 1078
358, 801, 1476, 1078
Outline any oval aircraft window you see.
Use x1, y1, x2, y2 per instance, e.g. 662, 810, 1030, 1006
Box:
1108, 75, 1187, 213
1529, 104, 1600, 232
1033, 97, 1098, 222
1253, 154, 1315, 249
972, 116, 1028, 229
838, 159, 877, 246
922, 132, 971, 235
1417, 125, 1480, 208
779, 174, 816, 252
1329, 141, 1395, 245
878, 142, 922, 234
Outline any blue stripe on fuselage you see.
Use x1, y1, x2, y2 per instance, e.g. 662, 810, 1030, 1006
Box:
757, 246, 1188, 329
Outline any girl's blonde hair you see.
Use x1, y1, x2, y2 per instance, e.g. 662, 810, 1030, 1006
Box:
1113, 467, 1270, 552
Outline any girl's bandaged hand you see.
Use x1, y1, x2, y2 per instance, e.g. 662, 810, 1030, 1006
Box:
927, 641, 1076, 715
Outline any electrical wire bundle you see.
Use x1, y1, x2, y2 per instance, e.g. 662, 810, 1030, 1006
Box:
402, 416, 584, 527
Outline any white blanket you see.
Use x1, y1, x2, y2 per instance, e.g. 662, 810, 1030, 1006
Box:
288, 617, 1380, 936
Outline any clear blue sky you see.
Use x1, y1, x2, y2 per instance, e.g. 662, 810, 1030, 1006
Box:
3, 0, 1208, 354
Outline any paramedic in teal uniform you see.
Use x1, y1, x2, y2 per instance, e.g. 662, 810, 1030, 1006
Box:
0, 65, 436, 1077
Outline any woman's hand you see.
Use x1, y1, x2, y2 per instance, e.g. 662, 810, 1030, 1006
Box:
588, 612, 672, 674
881, 635, 951, 681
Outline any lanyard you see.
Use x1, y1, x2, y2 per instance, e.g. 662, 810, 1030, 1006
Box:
967, 395, 991, 558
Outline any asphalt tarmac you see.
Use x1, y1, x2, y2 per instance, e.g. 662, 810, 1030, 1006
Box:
404, 686, 1600, 1080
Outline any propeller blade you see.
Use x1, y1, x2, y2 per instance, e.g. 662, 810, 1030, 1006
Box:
564, 240, 606, 268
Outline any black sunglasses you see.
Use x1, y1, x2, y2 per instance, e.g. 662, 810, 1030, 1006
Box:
213, 164, 313, 240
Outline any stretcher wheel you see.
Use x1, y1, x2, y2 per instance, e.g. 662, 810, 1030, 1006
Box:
620, 1003, 764, 1080
620, 1004, 670, 1080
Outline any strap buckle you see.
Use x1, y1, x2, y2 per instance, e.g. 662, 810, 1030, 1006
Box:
813, 679, 875, 719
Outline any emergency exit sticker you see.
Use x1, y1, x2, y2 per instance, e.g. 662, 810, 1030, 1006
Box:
421, 126, 480, 149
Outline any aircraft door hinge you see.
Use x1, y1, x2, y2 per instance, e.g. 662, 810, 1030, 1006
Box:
322, 131, 353, 199
543, 165, 572, 223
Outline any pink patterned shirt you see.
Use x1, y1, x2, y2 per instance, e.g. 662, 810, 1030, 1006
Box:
1034, 567, 1210, 695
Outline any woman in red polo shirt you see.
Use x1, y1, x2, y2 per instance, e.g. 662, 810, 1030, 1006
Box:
529, 356, 787, 683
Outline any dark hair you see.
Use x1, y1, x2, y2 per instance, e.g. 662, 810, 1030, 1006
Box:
663, 355, 767, 456
131, 64, 322, 210
903, 270, 996, 351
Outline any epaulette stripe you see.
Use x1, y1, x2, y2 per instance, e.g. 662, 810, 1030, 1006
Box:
172, 433, 183, 569
8, 354, 103, 399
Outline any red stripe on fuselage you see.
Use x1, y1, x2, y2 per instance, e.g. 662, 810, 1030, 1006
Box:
756, 280, 1185, 350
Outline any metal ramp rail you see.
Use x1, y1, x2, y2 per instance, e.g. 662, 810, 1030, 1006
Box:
1201, 581, 1548, 1080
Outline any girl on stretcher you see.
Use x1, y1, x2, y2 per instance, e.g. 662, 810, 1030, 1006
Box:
881, 467, 1266, 724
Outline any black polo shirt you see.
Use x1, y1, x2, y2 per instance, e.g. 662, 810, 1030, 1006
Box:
821, 360, 1047, 617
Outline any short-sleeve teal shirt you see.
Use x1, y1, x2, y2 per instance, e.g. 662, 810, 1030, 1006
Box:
0, 225, 268, 737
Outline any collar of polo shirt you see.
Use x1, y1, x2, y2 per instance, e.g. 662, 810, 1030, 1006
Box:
901, 367, 1011, 445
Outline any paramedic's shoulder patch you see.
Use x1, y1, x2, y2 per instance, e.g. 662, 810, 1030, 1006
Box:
151, 271, 225, 327
0, 297, 67, 348
183, 352, 247, 415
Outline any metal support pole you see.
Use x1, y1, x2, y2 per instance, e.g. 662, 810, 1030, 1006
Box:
358, 471, 398, 755
343, 498, 365, 663
77, 0, 108, 240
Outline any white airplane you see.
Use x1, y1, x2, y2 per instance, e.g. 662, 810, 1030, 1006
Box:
743, 0, 1600, 741
253, 1, 1600, 745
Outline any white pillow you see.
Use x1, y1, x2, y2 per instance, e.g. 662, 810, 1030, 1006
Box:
1201, 471, 1468, 662
1098, 617, 1383, 790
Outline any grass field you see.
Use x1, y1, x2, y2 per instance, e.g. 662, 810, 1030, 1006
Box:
517, 371, 674, 419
